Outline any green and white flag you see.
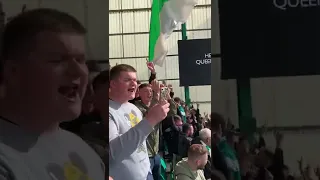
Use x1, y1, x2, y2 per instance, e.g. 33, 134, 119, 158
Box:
148, 0, 197, 67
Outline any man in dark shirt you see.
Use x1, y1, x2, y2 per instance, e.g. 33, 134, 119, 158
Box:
178, 123, 194, 158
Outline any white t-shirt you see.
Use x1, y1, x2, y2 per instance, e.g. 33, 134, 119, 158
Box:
0, 119, 105, 180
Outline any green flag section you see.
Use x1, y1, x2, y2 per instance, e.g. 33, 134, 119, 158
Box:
160, 157, 167, 180
148, 0, 198, 66
148, 0, 168, 66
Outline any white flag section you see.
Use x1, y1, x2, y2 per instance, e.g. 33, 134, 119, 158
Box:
149, 0, 198, 67
153, 33, 168, 67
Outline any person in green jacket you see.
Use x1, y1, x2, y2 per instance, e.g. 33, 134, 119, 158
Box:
175, 144, 208, 180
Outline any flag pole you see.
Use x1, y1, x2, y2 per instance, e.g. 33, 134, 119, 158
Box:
181, 23, 191, 107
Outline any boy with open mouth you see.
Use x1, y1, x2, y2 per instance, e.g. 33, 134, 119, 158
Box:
0, 8, 105, 180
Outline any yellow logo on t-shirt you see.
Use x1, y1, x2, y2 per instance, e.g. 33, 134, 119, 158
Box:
128, 112, 141, 127
46, 152, 99, 180
63, 162, 92, 180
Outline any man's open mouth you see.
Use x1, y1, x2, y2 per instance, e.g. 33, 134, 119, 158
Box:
128, 88, 135, 93
58, 84, 79, 102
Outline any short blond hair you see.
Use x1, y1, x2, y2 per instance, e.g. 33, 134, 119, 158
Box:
188, 144, 208, 159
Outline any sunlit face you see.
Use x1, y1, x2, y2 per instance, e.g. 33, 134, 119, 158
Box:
139, 86, 152, 103
110, 71, 137, 101
196, 153, 208, 169
7, 32, 88, 122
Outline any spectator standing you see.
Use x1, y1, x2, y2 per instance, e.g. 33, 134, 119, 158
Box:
191, 103, 201, 123
80, 70, 111, 171
183, 123, 194, 138
129, 61, 156, 104
61, 65, 110, 177
60, 60, 102, 135
134, 81, 162, 180
0, 8, 105, 179
211, 113, 241, 180
178, 123, 194, 158
109, 64, 169, 180
161, 89, 178, 133
165, 115, 183, 156
237, 136, 255, 180
174, 97, 187, 123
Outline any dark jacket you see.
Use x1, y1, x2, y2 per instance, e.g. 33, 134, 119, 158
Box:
163, 117, 181, 155
177, 133, 192, 158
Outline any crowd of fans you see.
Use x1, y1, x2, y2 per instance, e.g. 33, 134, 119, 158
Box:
1, 6, 319, 180
59, 56, 304, 180
62, 59, 320, 180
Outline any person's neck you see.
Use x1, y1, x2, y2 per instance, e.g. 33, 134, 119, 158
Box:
0, 98, 58, 134
109, 91, 128, 104
187, 159, 198, 171
141, 99, 151, 107
205, 142, 211, 147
